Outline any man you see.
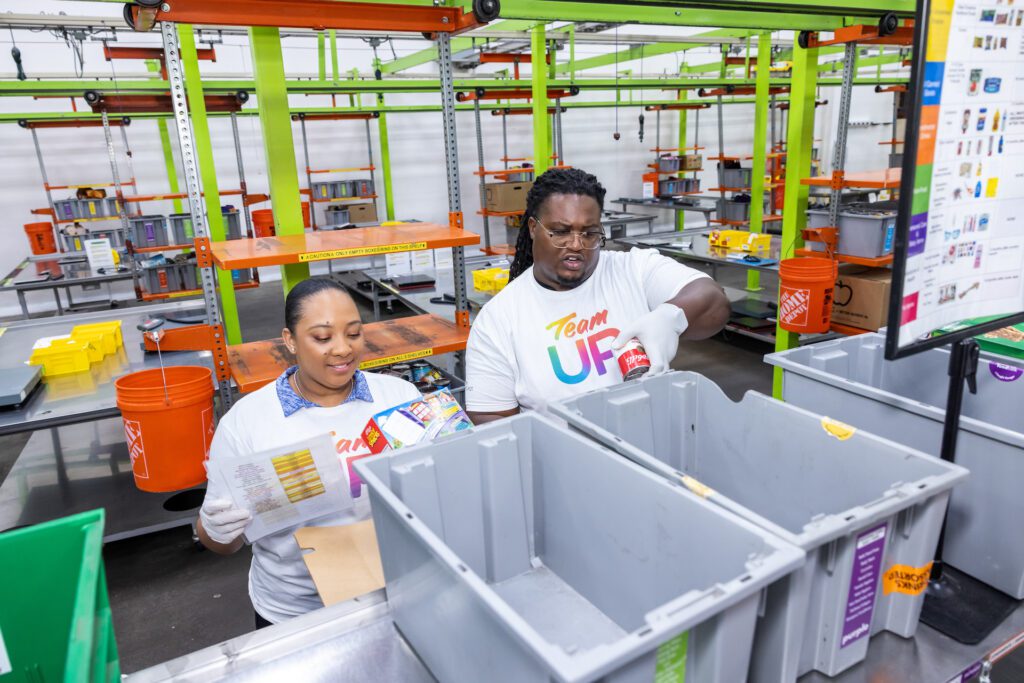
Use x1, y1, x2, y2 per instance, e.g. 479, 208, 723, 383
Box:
466, 167, 730, 423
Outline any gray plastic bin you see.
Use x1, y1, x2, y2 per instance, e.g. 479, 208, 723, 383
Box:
129, 215, 169, 248
767, 334, 1024, 600
355, 412, 804, 683
330, 180, 352, 198
806, 208, 896, 258
718, 199, 751, 222
550, 372, 968, 680
78, 198, 106, 219
658, 155, 681, 172
168, 213, 194, 244
222, 209, 242, 240
142, 264, 177, 294
354, 178, 374, 197
721, 167, 753, 188
53, 199, 80, 221
324, 207, 351, 227
311, 181, 333, 200
105, 197, 122, 217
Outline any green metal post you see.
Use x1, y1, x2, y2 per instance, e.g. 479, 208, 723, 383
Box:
317, 32, 326, 81
568, 24, 575, 81
250, 26, 310, 293
532, 23, 551, 174
330, 30, 339, 81
676, 86, 688, 230
747, 31, 772, 292
548, 40, 556, 79
179, 25, 242, 344
156, 119, 184, 214
377, 96, 396, 221
772, 37, 820, 398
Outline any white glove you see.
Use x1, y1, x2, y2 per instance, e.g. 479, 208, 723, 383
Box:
200, 497, 251, 545
612, 303, 689, 376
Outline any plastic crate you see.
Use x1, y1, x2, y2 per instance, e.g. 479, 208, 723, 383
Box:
60, 232, 85, 252
330, 180, 353, 198
0, 509, 120, 683
79, 198, 106, 219
324, 207, 351, 227
231, 268, 253, 285
767, 333, 1024, 600
129, 215, 169, 248
176, 263, 199, 291
471, 266, 510, 294
721, 167, 753, 188
708, 229, 770, 251
657, 179, 680, 197
168, 213, 194, 244
355, 413, 804, 683
311, 181, 333, 200
104, 197, 122, 218
658, 155, 682, 172
806, 209, 896, 258
142, 264, 178, 294
54, 199, 80, 221
72, 321, 123, 355
550, 372, 968, 679
29, 338, 93, 376
353, 178, 374, 196
718, 199, 751, 222
222, 209, 242, 240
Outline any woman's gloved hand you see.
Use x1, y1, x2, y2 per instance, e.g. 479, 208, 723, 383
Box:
612, 303, 689, 376
200, 497, 251, 545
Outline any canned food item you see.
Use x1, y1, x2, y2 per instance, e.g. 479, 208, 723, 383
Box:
432, 378, 452, 391
616, 338, 651, 381
390, 363, 412, 381
410, 360, 432, 382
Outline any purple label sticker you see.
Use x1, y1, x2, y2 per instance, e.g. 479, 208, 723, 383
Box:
908, 213, 928, 257
841, 524, 887, 649
990, 362, 1024, 382
954, 661, 983, 682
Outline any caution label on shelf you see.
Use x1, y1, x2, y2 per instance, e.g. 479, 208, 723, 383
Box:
299, 242, 428, 262
360, 348, 434, 370
882, 562, 932, 596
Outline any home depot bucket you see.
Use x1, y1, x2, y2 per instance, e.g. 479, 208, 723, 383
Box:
24, 222, 57, 255
252, 209, 276, 238
778, 257, 838, 334
114, 366, 215, 493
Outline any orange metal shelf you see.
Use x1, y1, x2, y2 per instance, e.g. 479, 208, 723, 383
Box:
801, 169, 902, 189
210, 223, 480, 269
474, 168, 535, 177
650, 146, 705, 152
132, 243, 195, 254
56, 216, 135, 225
481, 244, 515, 256
710, 187, 751, 193
310, 194, 378, 204
707, 155, 742, 162
307, 166, 375, 174
124, 189, 244, 203
763, 215, 783, 223
794, 248, 894, 267
711, 218, 749, 227
228, 314, 469, 393
478, 209, 525, 217
648, 165, 703, 174
878, 140, 904, 146
139, 280, 259, 302
46, 180, 136, 190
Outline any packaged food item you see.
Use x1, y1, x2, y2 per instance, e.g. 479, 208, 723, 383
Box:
410, 360, 432, 382
616, 338, 651, 381
361, 389, 473, 454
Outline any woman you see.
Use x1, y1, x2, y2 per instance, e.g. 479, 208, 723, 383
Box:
466, 167, 730, 423
197, 277, 421, 628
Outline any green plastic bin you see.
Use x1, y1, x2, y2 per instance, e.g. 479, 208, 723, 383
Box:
0, 509, 119, 682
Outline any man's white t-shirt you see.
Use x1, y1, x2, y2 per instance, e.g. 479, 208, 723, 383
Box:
466, 248, 709, 413
203, 371, 420, 624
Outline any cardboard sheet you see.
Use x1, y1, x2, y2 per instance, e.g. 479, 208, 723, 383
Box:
294, 520, 385, 606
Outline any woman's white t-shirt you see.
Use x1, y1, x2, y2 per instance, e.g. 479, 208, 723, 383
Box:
466, 248, 709, 413
203, 370, 420, 624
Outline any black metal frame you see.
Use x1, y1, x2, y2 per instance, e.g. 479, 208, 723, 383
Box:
885, 0, 1024, 362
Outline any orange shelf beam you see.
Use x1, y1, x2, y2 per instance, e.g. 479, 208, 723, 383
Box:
481, 244, 515, 256
794, 248, 894, 267
56, 216, 136, 225
309, 194, 378, 204
711, 219, 750, 227
474, 168, 535, 177
763, 215, 783, 223
707, 155, 742, 162
228, 314, 469, 393
878, 140, 904, 146
124, 188, 244, 203
139, 281, 259, 302
46, 181, 136, 191
478, 209, 525, 217
801, 168, 902, 190
132, 243, 195, 254
307, 166, 375, 174
710, 187, 751, 193
210, 223, 480, 270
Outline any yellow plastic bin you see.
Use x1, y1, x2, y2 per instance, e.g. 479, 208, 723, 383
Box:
472, 267, 511, 294
29, 338, 92, 377
72, 321, 123, 355
709, 229, 771, 251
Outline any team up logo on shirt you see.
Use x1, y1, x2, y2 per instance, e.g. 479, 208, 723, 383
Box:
545, 308, 620, 384
330, 431, 371, 499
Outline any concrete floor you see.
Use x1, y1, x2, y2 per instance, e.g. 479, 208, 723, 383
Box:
0, 262, 780, 674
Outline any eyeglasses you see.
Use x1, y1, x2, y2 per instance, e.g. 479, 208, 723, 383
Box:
534, 219, 606, 250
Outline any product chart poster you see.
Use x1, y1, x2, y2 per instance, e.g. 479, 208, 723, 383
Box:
891, 0, 1024, 351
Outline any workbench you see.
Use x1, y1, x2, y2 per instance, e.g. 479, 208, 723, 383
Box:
125, 587, 1024, 682
0, 255, 135, 319
0, 301, 212, 436
614, 196, 719, 229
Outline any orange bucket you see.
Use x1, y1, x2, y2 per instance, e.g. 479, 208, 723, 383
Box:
252, 208, 276, 238
115, 366, 215, 492
24, 222, 57, 255
302, 201, 311, 228
778, 257, 838, 334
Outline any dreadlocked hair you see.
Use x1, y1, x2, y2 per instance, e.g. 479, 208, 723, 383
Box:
509, 167, 607, 281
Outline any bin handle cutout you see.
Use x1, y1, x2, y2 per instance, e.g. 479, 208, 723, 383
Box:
821, 417, 856, 441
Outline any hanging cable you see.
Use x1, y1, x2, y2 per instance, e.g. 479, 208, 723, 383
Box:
9, 28, 26, 81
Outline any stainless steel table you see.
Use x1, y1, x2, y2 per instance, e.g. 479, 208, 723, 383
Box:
126, 587, 1024, 682
601, 210, 656, 239
0, 417, 205, 541
0, 301, 212, 436
614, 196, 719, 229
615, 230, 782, 275
0, 255, 135, 319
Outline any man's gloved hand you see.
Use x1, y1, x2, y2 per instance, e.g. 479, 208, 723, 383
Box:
612, 303, 689, 376
200, 497, 251, 545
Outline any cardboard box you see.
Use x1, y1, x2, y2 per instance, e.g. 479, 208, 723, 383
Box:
831, 266, 892, 331
361, 388, 473, 454
294, 520, 385, 606
348, 203, 378, 223
484, 181, 533, 213
682, 154, 703, 171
